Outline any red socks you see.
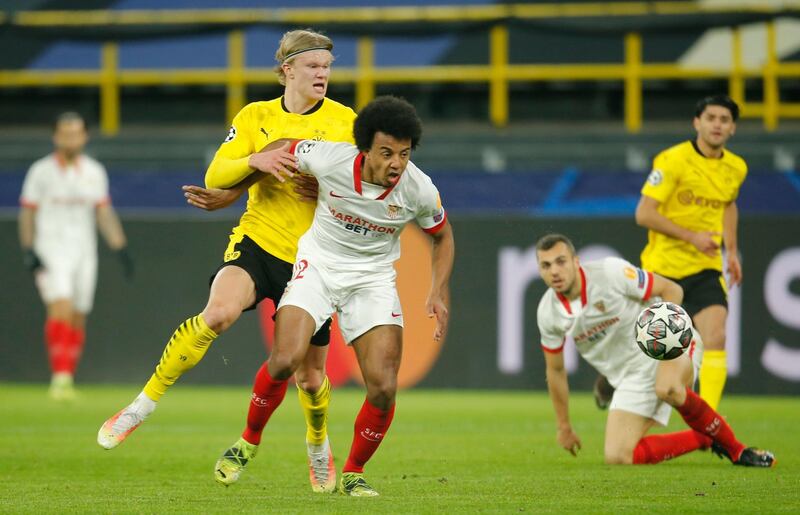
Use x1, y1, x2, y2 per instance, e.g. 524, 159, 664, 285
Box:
633, 430, 712, 464
45, 319, 84, 374
240, 369, 395, 473
241, 363, 288, 445
69, 326, 85, 372
676, 387, 745, 461
343, 399, 396, 474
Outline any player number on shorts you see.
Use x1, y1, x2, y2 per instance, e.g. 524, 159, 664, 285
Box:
293, 259, 309, 280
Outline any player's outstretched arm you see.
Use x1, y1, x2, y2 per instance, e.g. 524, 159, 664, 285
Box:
182, 173, 260, 211
635, 195, 720, 257
543, 350, 582, 456
426, 221, 454, 342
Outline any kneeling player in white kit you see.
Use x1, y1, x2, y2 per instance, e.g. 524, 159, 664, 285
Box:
215, 96, 455, 496
535, 234, 774, 467
19, 112, 132, 400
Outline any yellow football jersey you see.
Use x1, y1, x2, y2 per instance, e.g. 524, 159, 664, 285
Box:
206, 97, 356, 264
640, 140, 747, 279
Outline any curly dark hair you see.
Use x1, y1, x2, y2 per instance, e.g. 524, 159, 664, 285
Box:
353, 95, 422, 151
695, 94, 739, 122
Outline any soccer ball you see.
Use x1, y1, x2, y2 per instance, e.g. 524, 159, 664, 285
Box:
635, 302, 694, 360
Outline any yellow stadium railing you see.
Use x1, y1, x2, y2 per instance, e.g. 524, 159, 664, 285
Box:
1, 4, 798, 135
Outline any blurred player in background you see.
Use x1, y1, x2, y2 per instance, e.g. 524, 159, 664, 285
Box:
634, 95, 746, 411
19, 111, 132, 400
536, 233, 773, 467
216, 96, 454, 496
97, 29, 357, 493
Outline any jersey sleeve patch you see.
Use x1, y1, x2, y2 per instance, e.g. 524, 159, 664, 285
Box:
610, 257, 652, 300
625, 266, 653, 300
421, 208, 447, 234
223, 125, 236, 143
417, 190, 447, 233
641, 152, 678, 203
646, 169, 663, 186
294, 140, 317, 155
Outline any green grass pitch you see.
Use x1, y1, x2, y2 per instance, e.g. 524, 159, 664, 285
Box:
0, 384, 797, 513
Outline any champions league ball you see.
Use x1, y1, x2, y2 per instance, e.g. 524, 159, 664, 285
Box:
635, 302, 694, 360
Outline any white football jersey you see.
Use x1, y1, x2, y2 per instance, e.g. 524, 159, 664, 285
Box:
537, 257, 657, 388
20, 153, 110, 257
289, 140, 446, 271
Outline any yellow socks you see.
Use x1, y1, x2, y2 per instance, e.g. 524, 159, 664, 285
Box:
699, 350, 727, 411
143, 314, 218, 401
297, 375, 331, 445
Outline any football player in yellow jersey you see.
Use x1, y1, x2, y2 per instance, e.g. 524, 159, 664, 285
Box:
634, 95, 746, 411
97, 29, 356, 494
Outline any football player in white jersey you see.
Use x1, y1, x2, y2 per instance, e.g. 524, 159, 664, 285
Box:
19, 112, 132, 400
215, 96, 455, 496
535, 234, 773, 467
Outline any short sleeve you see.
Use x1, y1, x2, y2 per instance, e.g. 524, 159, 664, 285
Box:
289, 139, 338, 178
641, 151, 679, 203
415, 182, 447, 235
19, 163, 44, 207
537, 299, 565, 353
730, 160, 748, 201
604, 257, 654, 302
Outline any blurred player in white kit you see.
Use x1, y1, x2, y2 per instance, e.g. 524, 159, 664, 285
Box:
19, 112, 133, 400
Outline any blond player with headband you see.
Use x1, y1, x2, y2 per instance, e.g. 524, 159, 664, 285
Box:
98, 29, 356, 494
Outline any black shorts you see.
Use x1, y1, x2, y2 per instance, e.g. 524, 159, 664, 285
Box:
666, 269, 727, 318
210, 235, 331, 346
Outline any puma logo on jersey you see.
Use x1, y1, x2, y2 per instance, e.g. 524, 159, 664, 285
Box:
260, 128, 269, 139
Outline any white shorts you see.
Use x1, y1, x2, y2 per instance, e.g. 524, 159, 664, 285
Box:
278, 256, 403, 344
34, 249, 98, 314
610, 339, 704, 427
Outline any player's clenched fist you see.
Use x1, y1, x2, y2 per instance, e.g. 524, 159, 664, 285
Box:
248, 142, 298, 183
